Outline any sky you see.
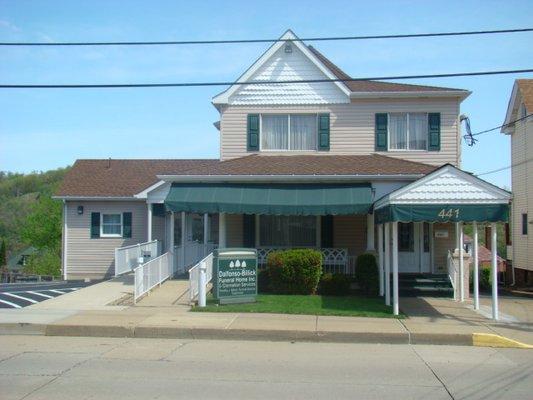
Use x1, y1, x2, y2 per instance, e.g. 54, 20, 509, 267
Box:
1, 0, 532, 189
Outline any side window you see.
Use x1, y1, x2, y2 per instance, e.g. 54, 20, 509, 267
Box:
101, 213, 122, 237
522, 213, 528, 235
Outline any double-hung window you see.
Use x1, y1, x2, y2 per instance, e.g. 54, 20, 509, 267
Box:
261, 114, 317, 151
101, 213, 122, 237
389, 113, 428, 150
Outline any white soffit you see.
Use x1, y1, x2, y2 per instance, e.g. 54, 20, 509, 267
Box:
212, 30, 350, 105
380, 165, 510, 205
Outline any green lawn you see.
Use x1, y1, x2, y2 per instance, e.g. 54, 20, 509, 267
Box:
191, 294, 402, 318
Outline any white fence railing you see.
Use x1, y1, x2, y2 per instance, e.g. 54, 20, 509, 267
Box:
257, 247, 352, 275
174, 242, 217, 275
134, 252, 172, 303
447, 250, 458, 299
115, 240, 160, 276
189, 252, 214, 302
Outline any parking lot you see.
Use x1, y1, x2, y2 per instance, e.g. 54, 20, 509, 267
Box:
0, 281, 92, 308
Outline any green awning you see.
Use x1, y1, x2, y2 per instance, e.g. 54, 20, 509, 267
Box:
164, 183, 373, 216
375, 203, 509, 224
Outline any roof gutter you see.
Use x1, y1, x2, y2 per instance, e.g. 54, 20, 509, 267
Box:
349, 90, 471, 100
156, 174, 425, 183
52, 196, 144, 201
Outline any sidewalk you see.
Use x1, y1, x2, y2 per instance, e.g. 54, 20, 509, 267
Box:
1, 295, 532, 347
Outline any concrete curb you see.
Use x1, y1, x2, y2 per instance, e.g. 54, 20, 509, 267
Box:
2, 322, 531, 348
472, 333, 533, 349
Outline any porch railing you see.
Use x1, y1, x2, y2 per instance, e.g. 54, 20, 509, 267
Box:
188, 252, 214, 302
174, 242, 217, 275
257, 247, 353, 275
134, 251, 171, 303
447, 250, 458, 299
115, 240, 160, 276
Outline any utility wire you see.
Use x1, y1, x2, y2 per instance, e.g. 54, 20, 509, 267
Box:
476, 156, 533, 176
1, 28, 532, 46
471, 112, 533, 136
1, 68, 532, 89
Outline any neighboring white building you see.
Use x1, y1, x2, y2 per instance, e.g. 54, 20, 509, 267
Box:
502, 79, 533, 286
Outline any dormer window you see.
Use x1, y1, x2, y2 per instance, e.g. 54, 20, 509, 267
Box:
261, 114, 317, 151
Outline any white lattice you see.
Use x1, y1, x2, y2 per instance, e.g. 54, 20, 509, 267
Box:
257, 247, 351, 274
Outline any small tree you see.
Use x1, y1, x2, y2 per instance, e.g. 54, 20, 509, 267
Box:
0, 239, 6, 266
354, 253, 379, 295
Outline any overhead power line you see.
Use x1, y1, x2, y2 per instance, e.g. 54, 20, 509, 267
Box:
462, 112, 532, 146
1, 68, 532, 89
471, 112, 533, 136
1, 28, 532, 46
476, 156, 533, 176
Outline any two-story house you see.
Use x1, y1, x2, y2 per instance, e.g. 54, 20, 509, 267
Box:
502, 79, 533, 286
55, 30, 510, 315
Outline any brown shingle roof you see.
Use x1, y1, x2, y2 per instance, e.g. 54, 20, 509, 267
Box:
56, 159, 218, 197
517, 79, 533, 113
308, 45, 468, 93
161, 154, 436, 177
56, 155, 436, 198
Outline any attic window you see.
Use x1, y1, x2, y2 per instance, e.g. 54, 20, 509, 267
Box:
284, 43, 292, 53
520, 103, 527, 119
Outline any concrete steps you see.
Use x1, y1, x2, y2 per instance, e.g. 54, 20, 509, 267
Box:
396, 274, 454, 298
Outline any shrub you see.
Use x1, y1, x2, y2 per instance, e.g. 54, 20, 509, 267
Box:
23, 248, 61, 277
319, 273, 351, 296
469, 267, 492, 291
354, 253, 379, 295
266, 249, 322, 295
257, 268, 271, 293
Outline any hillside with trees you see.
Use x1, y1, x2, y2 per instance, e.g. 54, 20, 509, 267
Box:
0, 168, 69, 277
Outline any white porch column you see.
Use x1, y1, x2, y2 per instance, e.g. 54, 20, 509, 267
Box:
147, 203, 153, 242
366, 213, 375, 251
180, 211, 186, 269
473, 221, 479, 310
384, 222, 391, 306
491, 223, 499, 320
392, 221, 399, 316
203, 213, 209, 253
169, 212, 175, 271
219, 212, 227, 248
378, 224, 384, 297
459, 222, 465, 302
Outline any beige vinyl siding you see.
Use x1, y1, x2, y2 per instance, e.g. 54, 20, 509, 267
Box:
220, 98, 461, 166
226, 214, 244, 247
65, 201, 147, 280
510, 116, 533, 271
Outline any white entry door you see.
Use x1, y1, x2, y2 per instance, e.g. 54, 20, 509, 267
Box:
398, 222, 431, 273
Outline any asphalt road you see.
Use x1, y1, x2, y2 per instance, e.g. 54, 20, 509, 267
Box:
0, 335, 531, 400
0, 281, 94, 308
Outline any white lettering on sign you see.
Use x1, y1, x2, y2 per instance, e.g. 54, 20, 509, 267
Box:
438, 208, 460, 219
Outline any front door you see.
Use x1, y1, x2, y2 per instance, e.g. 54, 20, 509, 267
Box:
398, 222, 431, 273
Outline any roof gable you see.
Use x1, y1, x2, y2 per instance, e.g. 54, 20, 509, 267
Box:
502, 79, 533, 133
212, 30, 350, 105
375, 164, 510, 207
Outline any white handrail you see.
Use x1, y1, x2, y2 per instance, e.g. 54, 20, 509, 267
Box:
134, 252, 171, 303
174, 242, 217, 274
447, 250, 458, 300
115, 240, 160, 276
189, 252, 214, 302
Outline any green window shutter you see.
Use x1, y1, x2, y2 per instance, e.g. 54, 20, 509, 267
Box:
242, 214, 256, 248
375, 113, 388, 151
90, 212, 100, 239
321, 215, 334, 248
123, 212, 132, 238
247, 114, 260, 151
428, 113, 441, 151
318, 114, 330, 151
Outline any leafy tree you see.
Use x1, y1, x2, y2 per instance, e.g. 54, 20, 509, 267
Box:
0, 239, 6, 266
23, 249, 61, 277
21, 195, 62, 250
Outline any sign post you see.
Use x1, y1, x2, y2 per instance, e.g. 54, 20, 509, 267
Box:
213, 248, 257, 304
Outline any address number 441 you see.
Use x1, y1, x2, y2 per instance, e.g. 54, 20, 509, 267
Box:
438, 208, 460, 219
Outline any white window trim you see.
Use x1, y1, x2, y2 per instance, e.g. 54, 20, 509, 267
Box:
100, 213, 123, 238
387, 112, 429, 152
259, 113, 319, 152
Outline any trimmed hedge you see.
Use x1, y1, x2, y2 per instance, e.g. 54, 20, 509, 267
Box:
266, 249, 322, 295
354, 253, 379, 295
319, 273, 351, 296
